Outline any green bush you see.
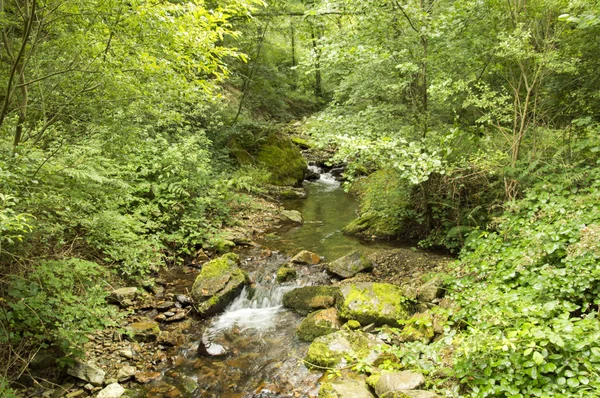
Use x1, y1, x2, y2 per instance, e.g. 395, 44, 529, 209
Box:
448, 165, 600, 396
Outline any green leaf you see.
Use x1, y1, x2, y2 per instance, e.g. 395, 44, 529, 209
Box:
533, 351, 545, 365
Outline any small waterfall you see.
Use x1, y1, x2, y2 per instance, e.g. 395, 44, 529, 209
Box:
308, 164, 340, 189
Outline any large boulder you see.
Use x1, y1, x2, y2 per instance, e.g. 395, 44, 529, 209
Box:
256, 134, 307, 187
191, 253, 249, 317
305, 330, 383, 369
319, 376, 375, 398
283, 286, 339, 315
108, 287, 138, 307
67, 360, 105, 386
326, 251, 372, 279
297, 308, 342, 342
338, 283, 411, 326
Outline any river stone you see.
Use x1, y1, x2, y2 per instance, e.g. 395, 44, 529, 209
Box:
280, 210, 303, 225
97, 383, 125, 398
291, 250, 321, 265
297, 308, 342, 342
305, 330, 384, 369
283, 286, 339, 315
374, 371, 425, 397
326, 251, 372, 279
126, 321, 161, 342
338, 283, 411, 327
108, 287, 138, 306
67, 360, 105, 386
387, 391, 440, 398
319, 377, 375, 398
191, 253, 249, 317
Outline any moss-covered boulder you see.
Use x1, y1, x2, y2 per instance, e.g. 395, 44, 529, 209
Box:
276, 266, 297, 283
398, 313, 434, 344
318, 376, 375, 398
283, 286, 339, 315
257, 134, 307, 187
126, 321, 161, 342
338, 283, 411, 327
191, 253, 249, 317
305, 330, 383, 369
297, 308, 342, 342
326, 250, 372, 279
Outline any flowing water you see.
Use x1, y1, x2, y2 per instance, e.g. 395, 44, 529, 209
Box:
139, 167, 401, 397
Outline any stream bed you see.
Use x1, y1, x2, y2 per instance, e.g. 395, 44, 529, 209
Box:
137, 168, 407, 398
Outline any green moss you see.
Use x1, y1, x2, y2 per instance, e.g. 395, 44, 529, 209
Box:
318, 382, 338, 398
343, 169, 411, 238
344, 320, 361, 330
257, 134, 307, 187
338, 283, 411, 326
276, 266, 297, 283
291, 135, 312, 149
366, 373, 381, 389
199, 253, 239, 279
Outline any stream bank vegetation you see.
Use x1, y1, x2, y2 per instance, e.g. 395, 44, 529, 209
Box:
1, 0, 600, 396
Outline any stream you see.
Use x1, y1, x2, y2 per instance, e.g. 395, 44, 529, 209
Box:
138, 167, 403, 398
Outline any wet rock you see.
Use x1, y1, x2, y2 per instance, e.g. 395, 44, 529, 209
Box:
191, 253, 249, 317
291, 250, 321, 265
276, 266, 297, 283
134, 371, 161, 384
283, 286, 340, 315
156, 301, 175, 312
116, 365, 136, 382
67, 360, 105, 386
126, 321, 161, 342
147, 383, 182, 398
398, 313, 434, 344
326, 250, 372, 279
97, 383, 125, 398
416, 278, 444, 303
108, 287, 138, 306
297, 308, 342, 342
154, 314, 167, 322
175, 295, 192, 307
280, 210, 303, 225
337, 283, 411, 326
373, 371, 426, 397
305, 330, 384, 369
319, 376, 374, 398
305, 168, 320, 181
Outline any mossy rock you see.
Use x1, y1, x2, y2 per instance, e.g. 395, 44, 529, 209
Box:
305, 330, 383, 370
257, 134, 307, 187
276, 266, 297, 283
291, 135, 312, 149
338, 283, 411, 327
344, 320, 361, 330
283, 286, 340, 315
126, 321, 161, 342
191, 253, 249, 317
297, 308, 342, 342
